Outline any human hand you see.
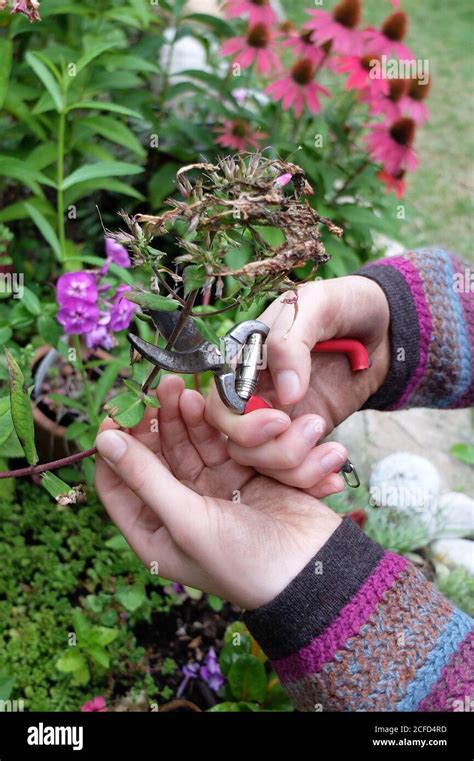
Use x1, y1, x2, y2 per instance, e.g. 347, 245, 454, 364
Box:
95, 375, 342, 610
205, 275, 390, 477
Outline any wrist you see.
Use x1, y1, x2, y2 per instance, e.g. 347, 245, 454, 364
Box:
239, 478, 342, 610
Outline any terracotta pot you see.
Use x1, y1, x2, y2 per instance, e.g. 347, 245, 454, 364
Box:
31, 344, 129, 459
158, 699, 202, 712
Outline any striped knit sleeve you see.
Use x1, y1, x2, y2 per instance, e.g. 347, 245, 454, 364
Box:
243, 518, 474, 712
355, 248, 473, 410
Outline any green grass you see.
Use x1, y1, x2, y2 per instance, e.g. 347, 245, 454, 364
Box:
282, 0, 474, 260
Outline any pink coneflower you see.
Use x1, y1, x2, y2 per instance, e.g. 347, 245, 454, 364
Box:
265, 59, 330, 117
337, 54, 389, 97
399, 76, 431, 125
365, 117, 418, 176
220, 24, 280, 74
305, 0, 364, 56
223, 0, 277, 27
363, 76, 408, 120
215, 119, 267, 151
282, 27, 326, 67
363, 11, 413, 59
377, 168, 406, 198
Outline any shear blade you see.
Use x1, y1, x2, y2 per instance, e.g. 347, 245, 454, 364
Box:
148, 309, 205, 352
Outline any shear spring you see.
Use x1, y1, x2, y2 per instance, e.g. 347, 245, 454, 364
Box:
340, 459, 360, 489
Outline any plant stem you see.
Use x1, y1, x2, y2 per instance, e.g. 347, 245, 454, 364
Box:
0, 448, 97, 480
73, 335, 99, 426
333, 158, 370, 200
141, 288, 199, 393
57, 110, 68, 267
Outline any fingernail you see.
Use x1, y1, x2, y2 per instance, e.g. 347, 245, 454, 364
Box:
276, 370, 300, 405
96, 430, 128, 464
262, 417, 289, 439
303, 417, 325, 445
320, 449, 346, 474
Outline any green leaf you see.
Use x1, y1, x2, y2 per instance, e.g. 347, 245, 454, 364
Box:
40, 471, 72, 500
129, 0, 151, 26
93, 625, 118, 647
47, 393, 87, 412
72, 609, 90, 640
86, 645, 109, 669
193, 317, 220, 347
0, 156, 56, 192
26, 52, 64, 113
183, 265, 205, 295
5, 348, 38, 466
228, 655, 267, 703
264, 680, 294, 711
94, 359, 123, 413
56, 649, 87, 674
208, 701, 259, 712
103, 53, 159, 74
75, 40, 121, 74
0, 429, 24, 458
23, 203, 62, 261
104, 533, 130, 551
450, 443, 474, 466
37, 315, 62, 347
80, 115, 145, 158
105, 391, 145, 427
207, 594, 224, 612
63, 178, 145, 206
0, 328, 11, 346
0, 40, 13, 109
116, 583, 147, 612
185, 13, 235, 37
3, 91, 47, 141
123, 291, 180, 311
148, 163, 179, 208
0, 669, 15, 701
67, 100, 143, 119
61, 161, 143, 190
21, 286, 41, 317
71, 663, 90, 686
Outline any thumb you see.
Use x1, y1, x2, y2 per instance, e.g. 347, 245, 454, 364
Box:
95, 429, 203, 540
266, 335, 314, 406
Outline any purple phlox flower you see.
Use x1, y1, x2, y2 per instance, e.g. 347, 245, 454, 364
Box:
109, 285, 137, 332
105, 237, 131, 269
56, 272, 98, 306
199, 648, 224, 693
171, 582, 184, 594
176, 662, 199, 699
11, 0, 41, 23
57, 297, 99, 334
84, 313, 115, 350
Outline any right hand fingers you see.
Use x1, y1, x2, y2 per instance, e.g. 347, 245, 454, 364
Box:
254, 441, 348, 490
227, 413, 327, 469
204, 384, 292, 447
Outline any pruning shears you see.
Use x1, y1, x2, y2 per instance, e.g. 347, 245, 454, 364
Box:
128, 311, 370, 487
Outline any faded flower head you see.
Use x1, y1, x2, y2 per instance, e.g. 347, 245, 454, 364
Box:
10, 0, 41, 22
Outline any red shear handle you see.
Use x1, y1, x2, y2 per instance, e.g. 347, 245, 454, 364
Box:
312, 338, 369, 372
244, 338, 369, 414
